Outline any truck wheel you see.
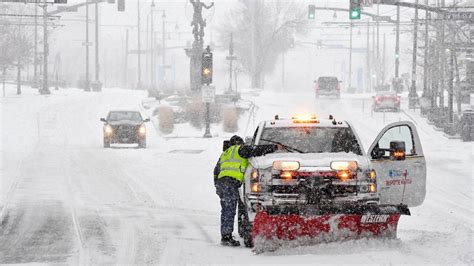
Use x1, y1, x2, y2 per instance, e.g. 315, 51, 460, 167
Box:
238, 208, 253, 248
104, 139, 110, 148
138, 139, 147, 148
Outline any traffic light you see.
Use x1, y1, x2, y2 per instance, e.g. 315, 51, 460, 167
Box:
308, 5, 316, 20
201, 47, 213, 85
117, 0, 125, 12
349, 0, 361, 20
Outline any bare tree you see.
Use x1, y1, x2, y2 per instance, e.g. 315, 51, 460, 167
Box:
0, 4, 35, 95
218, 0, 308, 89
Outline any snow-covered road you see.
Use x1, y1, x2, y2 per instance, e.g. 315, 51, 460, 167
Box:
1, 87, 472, 264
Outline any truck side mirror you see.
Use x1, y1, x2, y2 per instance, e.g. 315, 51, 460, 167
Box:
100, 118, 107, 123
390, 141, 406, 160
371, 144, 385, 159
244, 136, 252, 145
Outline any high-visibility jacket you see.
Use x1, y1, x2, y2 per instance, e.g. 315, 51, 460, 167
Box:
217, 145, 248, 183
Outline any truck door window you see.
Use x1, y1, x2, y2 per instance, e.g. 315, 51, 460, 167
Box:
377, 125, 415, 156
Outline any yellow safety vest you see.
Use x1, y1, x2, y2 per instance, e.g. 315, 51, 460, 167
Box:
217, 145, 248, 183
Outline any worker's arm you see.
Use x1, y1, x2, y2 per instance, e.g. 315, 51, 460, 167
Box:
238, 144, 278, 159
213, 160, 220, 185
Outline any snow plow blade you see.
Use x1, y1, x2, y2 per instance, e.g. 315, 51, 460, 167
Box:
252, 204, 410, 253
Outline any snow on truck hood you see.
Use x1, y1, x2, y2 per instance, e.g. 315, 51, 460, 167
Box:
249, 152, 370, 170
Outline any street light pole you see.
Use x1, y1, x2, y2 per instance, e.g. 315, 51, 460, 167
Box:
409, 0, 419, 109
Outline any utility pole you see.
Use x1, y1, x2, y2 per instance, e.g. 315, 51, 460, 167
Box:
137, 0, 142, 89
228, 33, 235, 92
439, 0, 446, 108
94, 0, 101, 91
150, 0, 155, 89
382, 33, 386, 86
409, 0, 419, 109
423, 0, 429, 98
162, 9, 166, 83
34, 3, 38, 88
84, 0, 90, 91
40, 0, 50, 95
376, 3, 380, 87
448, 31, 455, 125
366, 19, 370, 92
124, 29, 129, 88
395, 5, 400, 78
349, 21, 353, 91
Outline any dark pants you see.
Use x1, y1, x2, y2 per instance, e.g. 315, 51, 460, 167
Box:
215, 177, 240, 237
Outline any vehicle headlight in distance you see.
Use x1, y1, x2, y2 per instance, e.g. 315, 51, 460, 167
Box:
138, 125, 146, 135
104, 125, 113, 135
330, 161, 358, 171
273, 161, 300, 171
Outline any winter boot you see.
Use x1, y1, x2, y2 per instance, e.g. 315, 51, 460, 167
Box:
221, 234, 240, 247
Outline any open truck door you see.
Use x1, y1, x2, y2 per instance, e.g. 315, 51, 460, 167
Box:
368, 121, 426, 207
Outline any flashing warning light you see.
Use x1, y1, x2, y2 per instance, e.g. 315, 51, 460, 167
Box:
291, 114, 319, 123
369, 183, 377, 193
337, 170, 352, 180
280, 171, 294, 180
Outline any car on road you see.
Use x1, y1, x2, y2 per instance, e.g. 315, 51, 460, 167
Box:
237, 114, 426, 248
372, 91, 401, 112
314, 76, 341, 98
100, 111, 150, 148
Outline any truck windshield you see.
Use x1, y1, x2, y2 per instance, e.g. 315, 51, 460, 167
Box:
107, 111, 143, 122
259, 127, 362, 155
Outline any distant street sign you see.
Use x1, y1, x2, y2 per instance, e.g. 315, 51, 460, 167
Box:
443, 12, 474, 21
373, 16, 391, 21
201, 85, 216, 103
56, 6, 78, 12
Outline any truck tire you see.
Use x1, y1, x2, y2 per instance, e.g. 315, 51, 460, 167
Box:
138, 139, 147, 148
237, 206, 254, 248
104, 139, 110, 148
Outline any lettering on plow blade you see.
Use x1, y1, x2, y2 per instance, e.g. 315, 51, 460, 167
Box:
252, 211, 402, 253
361, 214, 390, 223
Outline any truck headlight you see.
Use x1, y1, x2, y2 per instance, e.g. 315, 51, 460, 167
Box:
138, 125, 146, 135
104, 125, 113, 135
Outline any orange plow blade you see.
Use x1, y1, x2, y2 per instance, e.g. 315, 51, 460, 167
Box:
251, 204, 410, 253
